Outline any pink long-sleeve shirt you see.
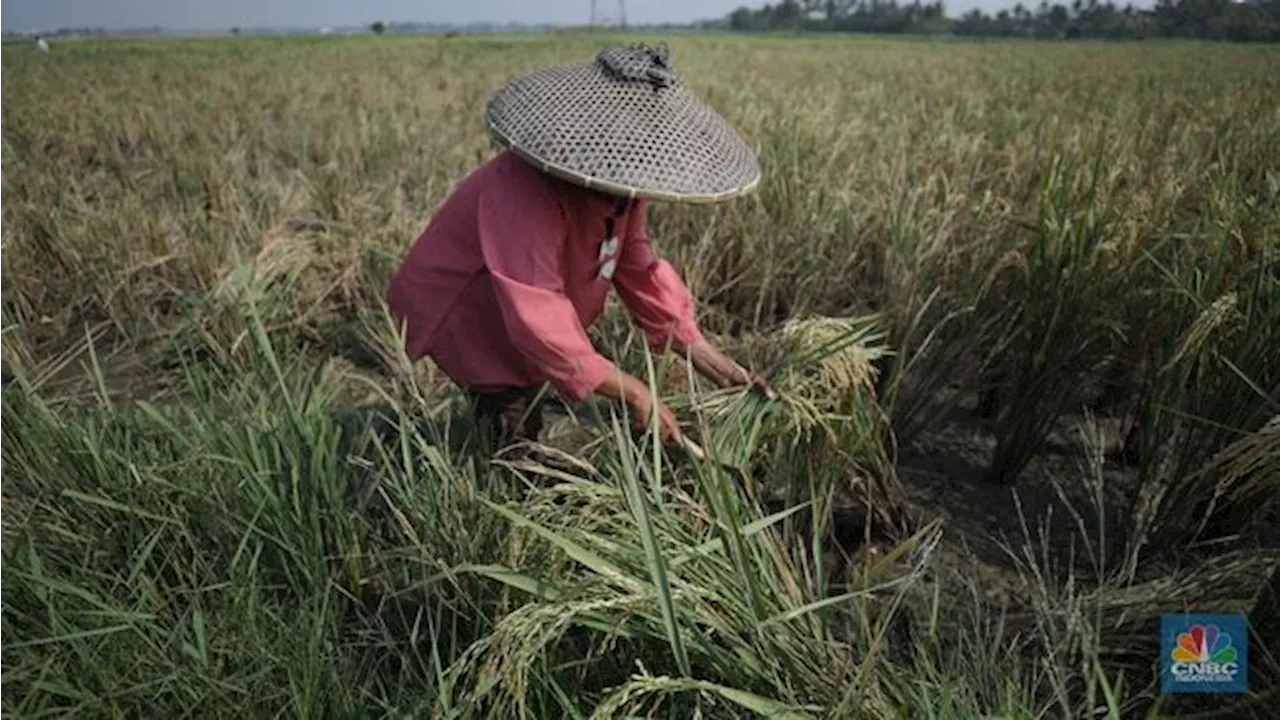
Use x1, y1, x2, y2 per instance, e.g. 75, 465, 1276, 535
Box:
386, 151, 705, 403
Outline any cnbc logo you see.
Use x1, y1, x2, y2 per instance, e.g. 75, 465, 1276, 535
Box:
1161, 614, 1248, 694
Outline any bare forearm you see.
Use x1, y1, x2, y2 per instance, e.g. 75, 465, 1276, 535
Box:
591, 366, 683, 443
592, 369, 652, 406
672, 337, 777, 399
675, 338, 749, 389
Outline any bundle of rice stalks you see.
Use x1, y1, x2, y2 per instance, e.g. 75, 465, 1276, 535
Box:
669, 315, 906, 538
674, 314, 893, 467
765, 315, 890, 408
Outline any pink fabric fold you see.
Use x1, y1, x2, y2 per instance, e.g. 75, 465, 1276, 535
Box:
386, 150, 704, 403
613, 215, 706, 352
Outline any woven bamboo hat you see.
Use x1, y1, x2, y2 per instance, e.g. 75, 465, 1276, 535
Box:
484, 43, 761, 204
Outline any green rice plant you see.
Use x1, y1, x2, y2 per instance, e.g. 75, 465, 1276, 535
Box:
4, 32, 1279, 719
1117, 243, 1280, 577
876, 283, 1007, 453
0, 312, 519, 717
978, 145, 1138, 487
1, 360, 380, 716
434, 415, 947, 718
5, 308, 1251, 718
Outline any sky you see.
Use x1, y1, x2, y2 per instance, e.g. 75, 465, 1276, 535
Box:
4, 0, 1086, 34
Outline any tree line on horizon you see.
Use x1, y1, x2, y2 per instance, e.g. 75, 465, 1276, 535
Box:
718, 0, 1280, 42
9, 0, 1277, 43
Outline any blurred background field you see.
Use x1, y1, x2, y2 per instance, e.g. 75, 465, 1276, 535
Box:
2, 31, 1278, 718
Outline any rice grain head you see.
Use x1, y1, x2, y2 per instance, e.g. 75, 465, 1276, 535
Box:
682, 315, 892, 463
1162, 292, 1243, 374
770, 316, 891, 401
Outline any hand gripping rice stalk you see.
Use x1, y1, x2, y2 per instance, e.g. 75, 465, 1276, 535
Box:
675, 315, 902, 527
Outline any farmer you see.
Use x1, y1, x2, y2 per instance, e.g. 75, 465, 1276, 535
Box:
386, 43, 773, 449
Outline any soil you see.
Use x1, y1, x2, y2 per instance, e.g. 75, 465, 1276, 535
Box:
897, 400, 1137, 565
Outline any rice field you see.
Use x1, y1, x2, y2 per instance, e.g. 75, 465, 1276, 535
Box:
2, 31, 1279, 718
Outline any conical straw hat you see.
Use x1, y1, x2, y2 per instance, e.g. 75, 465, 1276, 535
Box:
484, 43, 761, 204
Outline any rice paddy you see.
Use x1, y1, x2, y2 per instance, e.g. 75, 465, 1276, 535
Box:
2, 31, 1278, 718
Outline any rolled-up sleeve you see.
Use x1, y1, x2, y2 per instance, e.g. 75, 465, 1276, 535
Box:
612, 201, 705, 352
476, 184, 617, 402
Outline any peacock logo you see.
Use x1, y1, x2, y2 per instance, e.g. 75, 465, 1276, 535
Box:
1171, 624, 1238, 665
1162, 614, 1248, 693
1167, 621, 1243, 688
